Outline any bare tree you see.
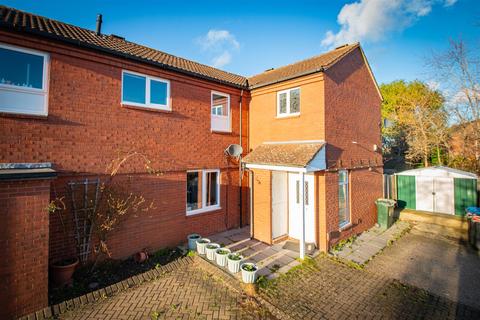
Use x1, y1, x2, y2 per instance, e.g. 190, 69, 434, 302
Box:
429, 39, 480, 167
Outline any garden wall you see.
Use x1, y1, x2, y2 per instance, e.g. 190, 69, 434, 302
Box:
0, 178, 51, 319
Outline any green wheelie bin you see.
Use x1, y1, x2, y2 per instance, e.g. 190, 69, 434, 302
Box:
375, 199, 396, 230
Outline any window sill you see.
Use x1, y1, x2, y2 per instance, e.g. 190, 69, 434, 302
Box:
186, 205, 221, 217
275, 113, 300, 120
0, 111, 48, 120
211, 129, 232, 134
339, 222, 352, 231
122, 104, 172, 114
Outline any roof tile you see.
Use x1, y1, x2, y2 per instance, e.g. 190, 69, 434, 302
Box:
243, 142, 325, 167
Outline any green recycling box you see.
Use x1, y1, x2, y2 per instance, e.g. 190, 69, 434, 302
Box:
375, 199, 396, 230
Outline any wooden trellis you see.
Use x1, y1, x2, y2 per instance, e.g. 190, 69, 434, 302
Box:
68, 178, 100, 264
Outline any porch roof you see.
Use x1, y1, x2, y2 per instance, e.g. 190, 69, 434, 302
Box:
243, 141, 326, 171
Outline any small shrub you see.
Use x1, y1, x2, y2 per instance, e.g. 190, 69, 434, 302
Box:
242, 264, 257, 272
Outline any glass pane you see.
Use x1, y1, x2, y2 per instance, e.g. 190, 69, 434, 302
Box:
0, 47, 44, 89
304, 181, 309, 205
279, 92, 287, 114
212, 105, 223, 115
290, 89, 300, 113
212, 93, 228, 116
150, 79, 168, 105
296, 180, 300, 204
122, 73, 146, 104
338, 182, 348, 225
339, 170, 348, 184
187, 171, 202, 211
206, 171, 218, 206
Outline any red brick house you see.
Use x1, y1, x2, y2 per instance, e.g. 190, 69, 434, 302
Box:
0, 5, 382, 318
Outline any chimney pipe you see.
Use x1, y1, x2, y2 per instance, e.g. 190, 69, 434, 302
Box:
96, 14, 103, 35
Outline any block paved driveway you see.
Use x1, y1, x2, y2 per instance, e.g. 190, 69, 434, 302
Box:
260, 256, 480, 320
366, 225, 480, 310
59, 261, 270, 320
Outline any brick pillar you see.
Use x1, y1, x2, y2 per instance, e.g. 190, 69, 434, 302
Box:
0, 175, 53, 319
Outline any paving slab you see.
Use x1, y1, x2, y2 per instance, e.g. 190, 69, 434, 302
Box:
333, 221, 411, 266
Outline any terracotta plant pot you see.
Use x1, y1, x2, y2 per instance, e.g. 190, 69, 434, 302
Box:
51, 257, 79, 286
134, 251, 149, 263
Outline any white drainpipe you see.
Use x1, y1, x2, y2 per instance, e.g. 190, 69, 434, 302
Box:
300, 172, 306, 259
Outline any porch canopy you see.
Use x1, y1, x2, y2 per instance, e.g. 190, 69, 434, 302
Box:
242, 140, 326, 173
243, 141, 326, 259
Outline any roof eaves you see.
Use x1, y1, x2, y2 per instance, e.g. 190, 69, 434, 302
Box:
0, 22, 249, 89
248, 67, 324, 90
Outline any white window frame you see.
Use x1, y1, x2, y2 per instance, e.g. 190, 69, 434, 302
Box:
186, 169, 221, 216
121, 70, 171, 111
276, 87, 300, 118
0, 42, 49, 116
338, 170, 350, 228
211, 91, 231, 132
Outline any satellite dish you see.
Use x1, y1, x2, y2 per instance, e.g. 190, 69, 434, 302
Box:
225, 144, 243, 157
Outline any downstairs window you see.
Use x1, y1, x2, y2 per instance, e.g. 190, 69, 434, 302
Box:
187, 169, 220, 215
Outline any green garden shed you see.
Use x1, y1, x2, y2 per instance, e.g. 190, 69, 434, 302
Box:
396, 166, 478, 216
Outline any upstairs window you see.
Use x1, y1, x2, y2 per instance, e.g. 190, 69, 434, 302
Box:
338, 170, 350, 227
211, 91, 231, 132
122, 70, 170, 111
186, 169, 220, 215
277, 87, 300, 117
0, 43, 49, 116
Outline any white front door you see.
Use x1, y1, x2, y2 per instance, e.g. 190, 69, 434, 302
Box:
433, 177, 454, 214
416, 176, 434, 212
272, 171, 288, 239
288, 173, 315, 244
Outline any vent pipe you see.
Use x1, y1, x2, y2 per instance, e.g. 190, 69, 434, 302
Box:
96, 14, 103, 35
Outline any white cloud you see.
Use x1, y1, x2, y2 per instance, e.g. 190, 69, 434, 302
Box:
197, 29, 240, 68
321, 0, 459, 48
211, 51, 232, 68
444, 0, 458, 7
199, 30, 239, 51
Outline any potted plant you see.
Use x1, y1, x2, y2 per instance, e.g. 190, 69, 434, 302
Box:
215, 248, 231, 267
205, 243, 220, 260
227, 252, 243, 273
51, 257, 80, 286
47, 197, 80, 286
241, 262, 258, 283
196, 238, 211, 255
187, 234, 201, 250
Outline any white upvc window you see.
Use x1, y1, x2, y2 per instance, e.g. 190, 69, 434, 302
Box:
338, 170, 350, 227
0, 43, 49, 116
186, 169, 220, 215
211, 91, 231, 132
121, 70, 171, 111
277, 87, 300, 117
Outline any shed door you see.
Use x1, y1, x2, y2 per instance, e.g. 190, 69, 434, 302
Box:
416, 176, 434, 212
433, 177, 454, 215
396, 175, 416, 209
272, 172, 288, 239
454, 178, 478, 216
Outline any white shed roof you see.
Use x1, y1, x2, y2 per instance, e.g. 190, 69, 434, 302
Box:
396, 166, 477, 179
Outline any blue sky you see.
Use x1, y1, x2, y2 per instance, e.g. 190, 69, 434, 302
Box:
3, 0, 478, 84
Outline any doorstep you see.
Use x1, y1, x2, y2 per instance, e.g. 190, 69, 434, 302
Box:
196, 226, 318, 280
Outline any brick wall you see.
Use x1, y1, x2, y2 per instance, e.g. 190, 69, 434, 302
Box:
248, 73, 324, 150
0, 31, 249, 262
0, 179, 51, 319
323, 47, 383, 248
